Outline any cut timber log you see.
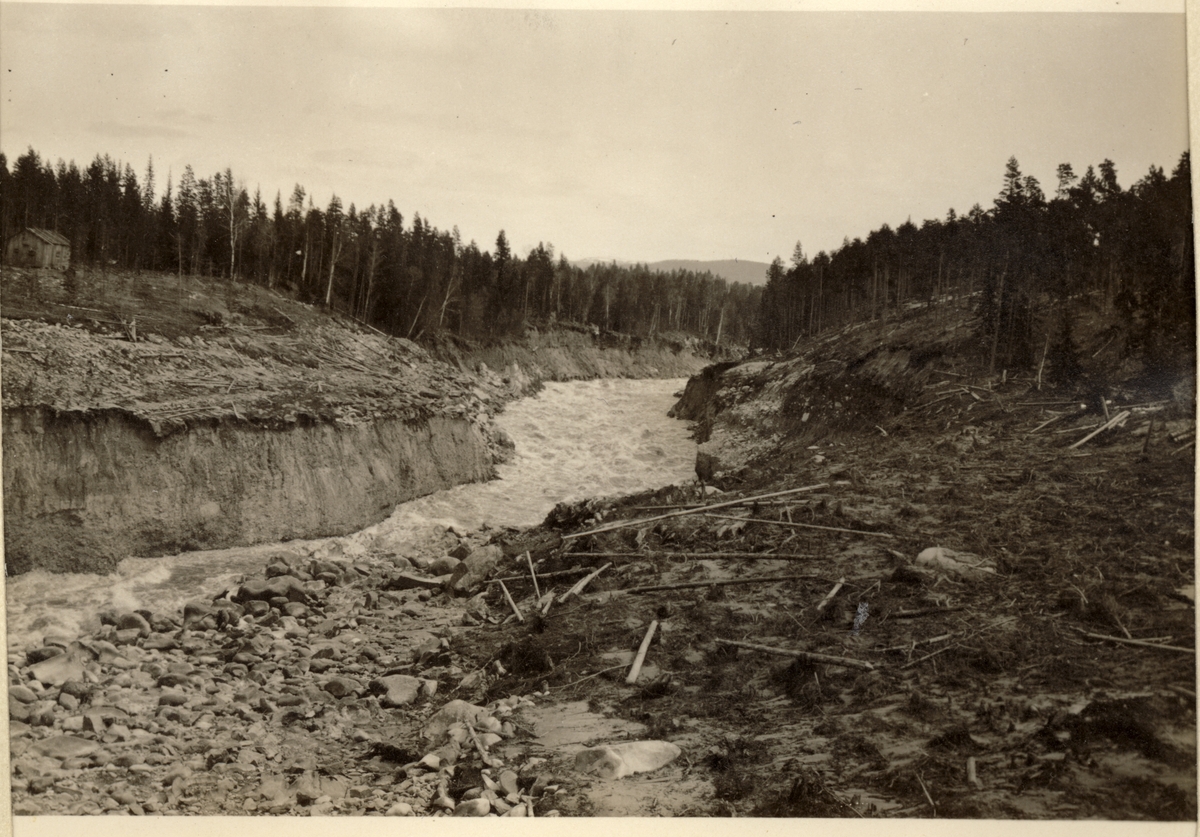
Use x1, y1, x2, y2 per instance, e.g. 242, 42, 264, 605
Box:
561, 551, 817, 561
815, 578, 845, 613
489, 567, 592, 585
1073, 627, 1194, 653
1068, 410, 1131, 450
626, 620, 659, 684
558, 563, 612, 604
704, 513, 894, 540
622, 574, 820, 595
497, 580, 524, 623
713, 638, 875, 671
561, 484, 829, 541
525, 552, 541, 600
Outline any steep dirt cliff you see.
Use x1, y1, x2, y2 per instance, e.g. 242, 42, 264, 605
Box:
2, 407, 494, 575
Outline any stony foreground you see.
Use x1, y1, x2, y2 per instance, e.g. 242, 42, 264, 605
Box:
8, 534, 636, 817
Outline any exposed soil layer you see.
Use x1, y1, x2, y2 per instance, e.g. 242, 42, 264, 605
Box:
1, 267, 720, 573
3, 407, 492, 574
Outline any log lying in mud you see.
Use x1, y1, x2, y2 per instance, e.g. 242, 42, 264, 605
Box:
561, 484, 830, 541
622, 573, 822, 595
704, 513, 895, 539
713, 638, 876, 671
561, 551, 818, 561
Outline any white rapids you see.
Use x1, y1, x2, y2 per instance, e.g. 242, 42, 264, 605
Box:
5, 378, 698, 652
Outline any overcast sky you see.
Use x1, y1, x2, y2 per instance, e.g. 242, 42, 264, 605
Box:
0, 3, 1189, 266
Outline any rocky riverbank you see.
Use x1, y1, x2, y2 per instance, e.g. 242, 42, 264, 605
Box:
7, 528, 614, 817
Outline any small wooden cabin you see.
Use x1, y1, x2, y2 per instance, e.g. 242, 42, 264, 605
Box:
5, 228, 71, 269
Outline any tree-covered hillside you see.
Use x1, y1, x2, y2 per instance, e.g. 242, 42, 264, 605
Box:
0, 149, 761, 347
758, 154, 1194, 377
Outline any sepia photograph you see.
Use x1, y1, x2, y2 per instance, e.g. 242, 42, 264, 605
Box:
0, 0, 1194, 830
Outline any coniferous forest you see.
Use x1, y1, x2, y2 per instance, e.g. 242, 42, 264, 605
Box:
0, 149, 761, 346
1, 148, 1193, 372
757, 154, 1195, 375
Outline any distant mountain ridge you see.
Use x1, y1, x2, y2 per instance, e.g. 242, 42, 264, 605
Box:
570, 257, 772, 287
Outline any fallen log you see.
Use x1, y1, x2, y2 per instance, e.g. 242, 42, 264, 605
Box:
622, 573, 820, 595
890, 606, 965, 619
1068, 410, 1131, 450
525, 552, 541, 600
704, 513, 895, 540
489, 567, 593, 585
497, 580, 524, 623
558, 563, 612, 604
815, 578, 845, 613
1073, 627, 1194, 653
561, 484, 829, 541
713, 638, 875, 671
561, 551, 817, 561
626, 620, 659, 684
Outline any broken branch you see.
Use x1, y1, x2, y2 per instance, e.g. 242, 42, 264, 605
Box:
525, 551, 541, 600
497, 580, 524, 623
1068, 410, 1131, 450
558, 563, 612, 604
626, 620, 659, 685
623, 573, 820, 595
704, 513, 895, 540
561, 551, 817, 561
561, 484, 830, 541
1073, 627, 1194, 653
815, 577, 845, 613
713, 638, 875, 671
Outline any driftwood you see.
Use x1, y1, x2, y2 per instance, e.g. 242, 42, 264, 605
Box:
878, 633, 955, 653
1068, 410, 1131, 449
490, 567, 592, 585
890, 607, 965, 619
626, 620, 659, 684
622, 573, 819, 595
497, 580, 523, 623
525, 552, 541, 600
561, 551, 817, 561
900, 643, 959, 669
713, 638, 875, 671
704, 513, 894, 540
1073, 627, 1193, 653
561, 484, 829, 541
815, 578, 845, 613
558, 563, 612, 604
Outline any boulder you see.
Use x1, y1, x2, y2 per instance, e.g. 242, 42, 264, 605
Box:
235, 576, 311, 604
386, 573, 449, 592
429, 555, 463, 576
574, 740, 682, 780
449, 545, 503, 594
915, 547, 997, 581
370, 674, 422, 707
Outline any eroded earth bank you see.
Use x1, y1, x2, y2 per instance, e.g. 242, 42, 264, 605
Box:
5, 271, 1195, 820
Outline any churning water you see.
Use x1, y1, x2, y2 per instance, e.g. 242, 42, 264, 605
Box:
5, 378, 697, 651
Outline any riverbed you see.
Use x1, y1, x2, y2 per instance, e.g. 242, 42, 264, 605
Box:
5, 378, 697, 652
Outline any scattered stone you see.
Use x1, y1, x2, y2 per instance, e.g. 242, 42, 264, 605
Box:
574, 740, 682, 780
9, 684, 38, 704
429, 555, 462, 576
448, 545, 503, 595
454, 798, 491, 816
32, 735, 102, 760
370, 674, 422, 707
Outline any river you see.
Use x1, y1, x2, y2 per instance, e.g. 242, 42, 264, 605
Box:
4, 378, 697, 652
